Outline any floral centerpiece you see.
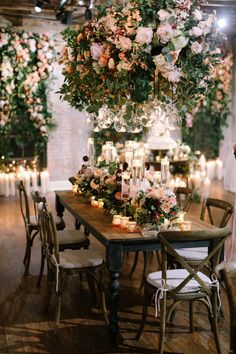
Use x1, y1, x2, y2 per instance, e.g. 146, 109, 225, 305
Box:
135, 186, 179, 227
59, 0, 224, 132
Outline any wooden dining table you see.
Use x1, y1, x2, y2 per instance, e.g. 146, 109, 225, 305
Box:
55, 190, 216, 344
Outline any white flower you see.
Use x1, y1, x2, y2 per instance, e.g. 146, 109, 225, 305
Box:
90, 43, 104, 60
157, 10, 170, 21
189, 26, 203, 37
108, 58, 115, 69
153, 54, 167, 70
156, 23, 173, 44
117, 61, 131, 71
191, 41, 203, 54
135, 27, 153, 45
172, 35, 188, 50
92, 62, 101, 73
167, 69, 182, 82
199, 16, 214, 35
68, 47, 75, 61
193, 8, 203, 21
118, 36, 132, 51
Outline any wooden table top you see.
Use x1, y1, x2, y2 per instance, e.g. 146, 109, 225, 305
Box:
55, 190, 216, 245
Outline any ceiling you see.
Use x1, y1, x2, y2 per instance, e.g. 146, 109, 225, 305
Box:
0, 0, 235, 31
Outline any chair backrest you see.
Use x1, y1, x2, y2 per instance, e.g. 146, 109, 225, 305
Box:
31, 190, 46, 224
216, 261, 236, 354
15, 180, 30, 227
158, 228, 231, 296
174, 187, 193, 212
38, 202, 59, 263
200, 198, 234, 228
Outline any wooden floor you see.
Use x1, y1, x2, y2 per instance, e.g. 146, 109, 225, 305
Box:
0, 181, 235, 354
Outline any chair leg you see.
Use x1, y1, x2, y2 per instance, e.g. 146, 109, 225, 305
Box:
136, 287, 149, 340
158, 291, 167, 354
24, 240, 32, 276
189, 301, 194, 333
23, 237, 29, 265
44, 267, 53, 313
37, 245, 46, 287
129, 252, 139, 278
139, 251, 148, 290
54, 293, 62, 331
211, 291, 222, 354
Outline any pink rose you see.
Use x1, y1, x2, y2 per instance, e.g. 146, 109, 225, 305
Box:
118, 36, 132, 51
156, 23, 173, 44
191, 41, 202, 54
157, 10, 170, 21
108, 58, 115, 69
90, 43, 104, 61
135, 27, 153, 45
189, 26, 203, 37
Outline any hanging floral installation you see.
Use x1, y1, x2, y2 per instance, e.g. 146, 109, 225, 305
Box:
59, 0, 224, 133
182, 51, 233, 158
0, 27, 55, 157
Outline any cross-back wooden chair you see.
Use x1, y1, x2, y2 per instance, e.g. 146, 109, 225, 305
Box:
177, 198, 234, 265
16, 180, 39, 276
136, 228, 231, 354
38, 202, 108, 329
31, 191, 90, 287
216, 261, 236, 354
175, 186, 193, 212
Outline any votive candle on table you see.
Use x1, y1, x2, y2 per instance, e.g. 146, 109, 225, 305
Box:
120, 216, 130, 228
180, 221, 192, 231
215, 158, 223, 181
126, 221, 137, 233
112, 215, 121, 226
98, 199, 104, 208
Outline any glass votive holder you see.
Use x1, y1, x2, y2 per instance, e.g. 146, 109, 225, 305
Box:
120, 216, 130, 228
179, 221, 192, 231
98, 199, 104, 208
126, 221, 137, 233
141, 224, 158, 238
91, 199, 99, 208
112, 215, 121, 226
178, 211, 186, 223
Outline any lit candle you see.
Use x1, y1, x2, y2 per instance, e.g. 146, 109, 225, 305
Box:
4, 174, 10, 197
215, 158, 223, 181
23, 171, 31, 196
161, 157, 170, 184
153, 171, 161, 186
193, 171, 201, 189
206, 161, 216, 180
9, 173, 15, 196
0, 173, 4, 196
40, 171, 49, 194
120, 216, 130, 228
203, 177, 211, 198
121, 172, 130, 200
126, 221, 137, 232
87, 138, 95, 166
112, 215, 121, 226
31, 171, 38, 190
178, 211, 186, 223
98, 199, 104, 208
199, 154, 206, 172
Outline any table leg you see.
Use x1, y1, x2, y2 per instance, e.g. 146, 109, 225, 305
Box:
55, 194, 65, 218
106, 244, 123, 344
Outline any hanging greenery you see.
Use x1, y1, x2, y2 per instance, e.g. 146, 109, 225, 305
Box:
0, 27, 55, 158
59, 0, 224, 132
182, 51, 233, 158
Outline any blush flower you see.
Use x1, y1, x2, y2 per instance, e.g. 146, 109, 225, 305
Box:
135, 27, 153, 45
90, 43, 104, 60
156, 23, 173, 43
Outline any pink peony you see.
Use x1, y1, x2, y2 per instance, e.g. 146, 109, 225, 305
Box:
135, 27, 153, 45
156, 23, 173, 44
157, 9, 170, 21
118, 36, 132, 51
90, 43, 104, 61
189, 26, 203, 37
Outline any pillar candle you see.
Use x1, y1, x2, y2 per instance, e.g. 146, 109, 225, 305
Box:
9, 173, 15, 196
161, 158, 170, 184
203, 177, 211, 198
4, 174, 10, 197
199, 154, 206, 172
215, 158, 223, 181
0, 173, 4, 196
23, 171, 31, 196
31, 171, 38, 190
40, 171, 49, 194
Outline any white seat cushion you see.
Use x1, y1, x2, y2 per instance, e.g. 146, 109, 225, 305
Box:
176, 247, 208, 261
58, 229, 86, 245
147, 269, 212, 293
59, 248, 104, 269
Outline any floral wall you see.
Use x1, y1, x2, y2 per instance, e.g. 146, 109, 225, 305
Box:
0, 27, 55, 160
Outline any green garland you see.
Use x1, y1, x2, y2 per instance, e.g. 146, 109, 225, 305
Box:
0, 27, 55, 158
182, 52, 233, 158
